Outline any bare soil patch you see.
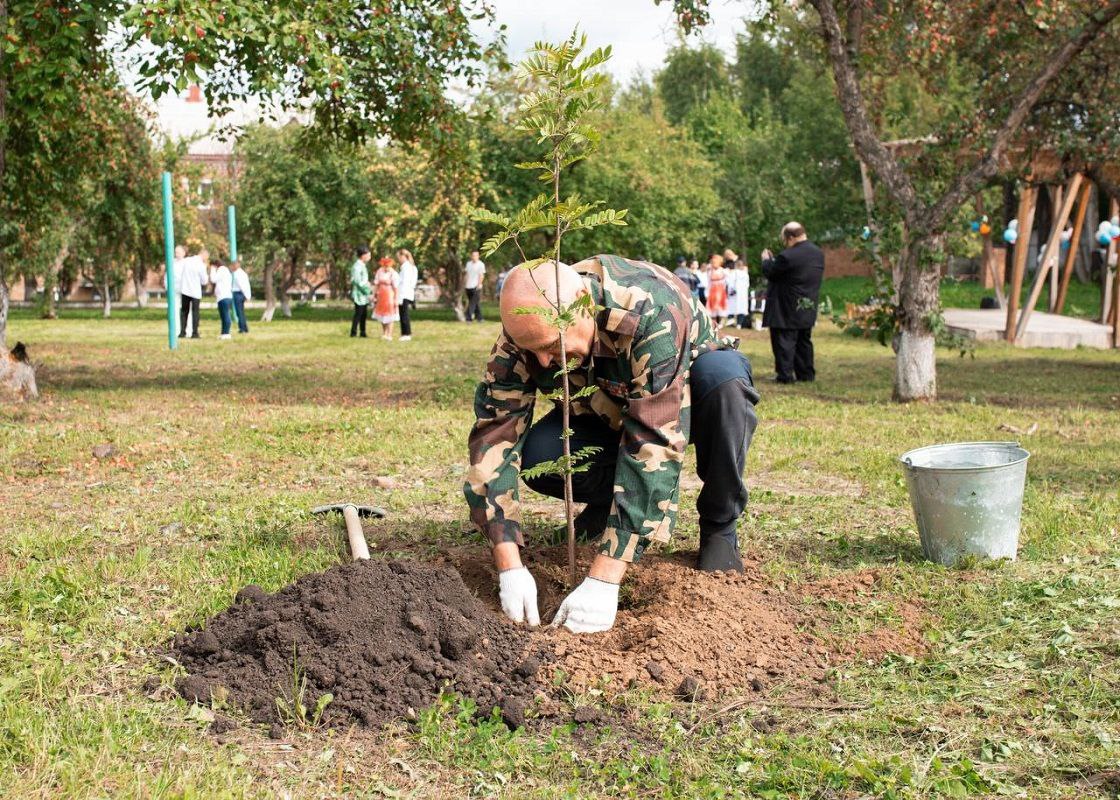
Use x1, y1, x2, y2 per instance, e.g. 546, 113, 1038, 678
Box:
172, 549, 927, 733
445, 546, 925, 698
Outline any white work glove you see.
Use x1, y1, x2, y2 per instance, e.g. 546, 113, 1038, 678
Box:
551, 577, 620, 633
498, 567, 540, 627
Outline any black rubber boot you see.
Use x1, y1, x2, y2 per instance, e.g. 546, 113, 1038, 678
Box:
697, 532, 744, 573
574, 503, 610, 542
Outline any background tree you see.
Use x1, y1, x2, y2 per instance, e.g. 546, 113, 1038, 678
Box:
1, 0, 495, 354
0, 1, 121, 346
69, 87, 162, 318
665, 0, 1120, 401
654, 43, 730, 125
236, 124, 376, 321
566, 98, 719, 260
368, 121, 492, 317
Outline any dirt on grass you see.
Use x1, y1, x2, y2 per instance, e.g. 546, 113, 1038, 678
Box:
446, 546, 927, 698
173, 548, 927, 733
172, 560, 549, 732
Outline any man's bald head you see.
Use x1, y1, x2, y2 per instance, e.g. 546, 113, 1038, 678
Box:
500, 262, 579, 338
499, 261, 597, 366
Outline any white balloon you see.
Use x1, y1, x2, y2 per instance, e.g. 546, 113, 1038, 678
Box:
1009, 219, 1019, 229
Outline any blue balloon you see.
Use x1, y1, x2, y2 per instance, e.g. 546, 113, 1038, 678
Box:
1098, 231, 1113, 246
1003, 229, 1018, 244
970, 221, 981, 233
861, 226, 871, 240
1110, 223, 1120, 239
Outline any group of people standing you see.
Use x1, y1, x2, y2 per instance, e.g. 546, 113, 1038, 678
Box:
349, 247, 418, 340
343, 224, 824, 384
674, 223, 825, 383
673, 248, 756, 329
174, 246, 252, 340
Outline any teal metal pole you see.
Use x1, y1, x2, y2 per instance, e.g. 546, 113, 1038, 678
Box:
228, 205, 238, 263
162, 172, 177, 351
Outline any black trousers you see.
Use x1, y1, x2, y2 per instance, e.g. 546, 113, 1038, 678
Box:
521, 349, 759, 544
179, 295, 200, 337
465, 287, 483, 321
399, 299, 414, 336
350, 303, 368, 337
769, 327, 814, 382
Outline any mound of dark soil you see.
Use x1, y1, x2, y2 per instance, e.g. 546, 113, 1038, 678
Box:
172, 560, 548, 729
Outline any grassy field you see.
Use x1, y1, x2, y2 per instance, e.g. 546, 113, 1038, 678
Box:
816, 276, 1106, 322
2, 299, 1119, 799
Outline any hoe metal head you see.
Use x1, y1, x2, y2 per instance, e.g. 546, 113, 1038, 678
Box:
311, 503, 387, 519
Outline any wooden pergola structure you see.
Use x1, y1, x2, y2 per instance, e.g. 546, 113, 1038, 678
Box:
862, 143, 1120, 349
1002, 154, 1119, 348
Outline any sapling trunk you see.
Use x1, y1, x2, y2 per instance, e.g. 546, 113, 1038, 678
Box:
558, 327, 577, 587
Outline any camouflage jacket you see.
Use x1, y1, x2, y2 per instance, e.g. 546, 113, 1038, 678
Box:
464, 254, 735, 563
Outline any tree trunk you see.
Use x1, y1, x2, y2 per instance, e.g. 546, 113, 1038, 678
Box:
41, 233, 72, 320
132, 267, 149, 308
262, 259, 277, 322
280, 252, 299, 319
41, 277, 58, 320
0, 0, 7, 350
892, 235, 942, 402
102, 280, 112, 318
0, 273, 9, 352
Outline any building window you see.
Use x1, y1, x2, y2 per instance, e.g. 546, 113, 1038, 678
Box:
198, 179, 213, 209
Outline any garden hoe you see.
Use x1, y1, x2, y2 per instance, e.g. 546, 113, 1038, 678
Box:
311, 503, 386, 561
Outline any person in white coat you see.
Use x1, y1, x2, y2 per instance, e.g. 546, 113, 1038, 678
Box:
396, 248, 419, 341
729, 258, 751, 328
210, 260, 234, 339
231, 260, 251, 334
177, 248, 210, 339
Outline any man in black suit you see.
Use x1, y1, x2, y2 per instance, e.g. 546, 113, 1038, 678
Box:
761, 222, 825, 383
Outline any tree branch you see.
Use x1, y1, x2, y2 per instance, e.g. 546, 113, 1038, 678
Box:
1087, 166, 1120, 205
845, 0, 864, 62
926, 0, 1120, 232
809, 0, 922, 224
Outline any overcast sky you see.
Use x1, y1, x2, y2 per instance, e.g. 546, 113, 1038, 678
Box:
478, 1, 758, 84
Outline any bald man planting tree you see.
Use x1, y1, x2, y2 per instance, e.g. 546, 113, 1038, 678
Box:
465, 255, 760, 633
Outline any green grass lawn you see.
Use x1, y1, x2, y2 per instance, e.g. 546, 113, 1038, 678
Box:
816, 275, 1106, 321
2, 303, 1119, 798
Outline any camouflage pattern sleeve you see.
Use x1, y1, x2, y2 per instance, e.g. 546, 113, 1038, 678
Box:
464, 331, 537, 548
598, 306, 690, 563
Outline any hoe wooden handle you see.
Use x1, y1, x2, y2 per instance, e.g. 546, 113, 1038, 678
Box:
341, 504, 371, 561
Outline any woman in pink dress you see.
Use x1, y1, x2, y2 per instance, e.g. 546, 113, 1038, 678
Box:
372, 257, 400, 340
706, 254, 729, 328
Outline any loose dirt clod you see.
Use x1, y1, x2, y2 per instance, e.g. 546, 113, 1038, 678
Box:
675, 675, 704, 702
172, 560, 549, 730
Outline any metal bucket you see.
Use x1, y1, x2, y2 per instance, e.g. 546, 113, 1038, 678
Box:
899, 441, 1030, 566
